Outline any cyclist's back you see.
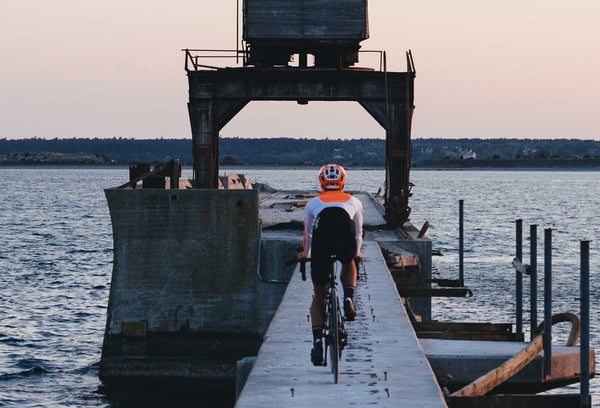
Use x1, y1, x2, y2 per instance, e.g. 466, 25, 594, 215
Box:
304, 192, 363, 283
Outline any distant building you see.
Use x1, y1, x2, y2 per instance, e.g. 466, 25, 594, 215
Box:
588, 148, 600, 156
333, 148, 352, 161
460, 150, 476, 160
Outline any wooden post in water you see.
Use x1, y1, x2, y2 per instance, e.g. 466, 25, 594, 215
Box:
580, 240, 591, 408
515, 219, 523, 342
530, 224, 538, 341
459, 200, 464, 286
544, 228, 552, 378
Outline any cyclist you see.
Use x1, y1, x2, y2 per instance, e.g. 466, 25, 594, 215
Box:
300, 164, 364, 366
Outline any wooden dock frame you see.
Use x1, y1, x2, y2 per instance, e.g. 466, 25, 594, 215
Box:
186, 67, 415, 226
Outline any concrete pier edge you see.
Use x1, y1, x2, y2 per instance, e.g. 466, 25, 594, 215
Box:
235, 240, 447, 407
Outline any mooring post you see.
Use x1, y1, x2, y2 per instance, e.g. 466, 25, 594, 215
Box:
580, 240, 590, 408
515, 219, 523, 341
530, 224, 538, 341
459, 200, 464, 286
543, 228, 552, 378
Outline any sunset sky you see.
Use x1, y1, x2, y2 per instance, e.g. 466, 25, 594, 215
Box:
1, 0, 598, 140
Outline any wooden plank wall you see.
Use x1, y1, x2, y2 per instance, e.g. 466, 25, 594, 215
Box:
244, 0, 368, 40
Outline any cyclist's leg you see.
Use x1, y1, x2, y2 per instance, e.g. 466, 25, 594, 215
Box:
310, 239, 330, 366
310, 283, 328, 328
310, 283, 327, 366
340, 261, 357, 288
337, 235, 358, 321
340, 262, 357, 321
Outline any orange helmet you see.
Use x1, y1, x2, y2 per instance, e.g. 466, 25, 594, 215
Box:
318, 164, 346, 190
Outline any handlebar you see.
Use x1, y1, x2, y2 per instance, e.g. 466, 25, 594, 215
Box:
300, 258, 309, 281
298, 256, 362, 282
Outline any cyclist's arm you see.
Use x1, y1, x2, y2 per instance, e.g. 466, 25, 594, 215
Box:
353, 199, 364, 257
303, 201, 316, 258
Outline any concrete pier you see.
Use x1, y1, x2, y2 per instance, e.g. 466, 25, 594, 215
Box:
235, 240, 447, 407
99, 188, 433, 388
100, 189, 289, 382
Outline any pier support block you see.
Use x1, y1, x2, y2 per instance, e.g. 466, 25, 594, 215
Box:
378, 236, 432, 322
101, 189, 267, 382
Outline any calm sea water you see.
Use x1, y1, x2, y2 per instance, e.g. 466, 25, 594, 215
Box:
0, 167, 598, 406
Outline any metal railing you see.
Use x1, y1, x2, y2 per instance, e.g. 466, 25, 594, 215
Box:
511, 220, 592, 407
183, 48, 247, 71
183, 48, 393, 72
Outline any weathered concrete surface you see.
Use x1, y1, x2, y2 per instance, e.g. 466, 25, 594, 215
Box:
101, 189, 278, 381
421, 338, 596, 393
235, 240, 447, 407
259, 191, 386, 229
372, 230, 433, 322
237, 357, 258, 398
259, 233, 302, 283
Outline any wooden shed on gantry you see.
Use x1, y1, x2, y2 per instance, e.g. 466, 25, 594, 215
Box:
243, 0, 369, 68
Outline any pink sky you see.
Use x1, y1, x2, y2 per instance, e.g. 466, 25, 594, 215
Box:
1, 0, 598, 140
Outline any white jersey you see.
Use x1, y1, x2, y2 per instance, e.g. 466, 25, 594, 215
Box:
303, 190, 364, 258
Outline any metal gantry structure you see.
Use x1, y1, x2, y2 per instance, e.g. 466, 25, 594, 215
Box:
184, 0, 417, 225
184, 51, 416, 226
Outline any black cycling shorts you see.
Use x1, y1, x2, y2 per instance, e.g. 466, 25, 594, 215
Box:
310, 207, 356, 286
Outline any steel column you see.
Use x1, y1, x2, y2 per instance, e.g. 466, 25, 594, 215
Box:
543, 228, 552, 378
530, 224, 538, 340
459, 200, 464, 285
580, 240, 590, 408
515, 219, 523, 341
188, 99, 217, 188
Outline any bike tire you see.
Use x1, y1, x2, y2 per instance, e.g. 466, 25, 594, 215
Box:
337, 302, 345, 359
329, 290, 339, 384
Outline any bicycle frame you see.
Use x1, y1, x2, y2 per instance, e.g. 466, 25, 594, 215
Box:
301, 256, 347, 384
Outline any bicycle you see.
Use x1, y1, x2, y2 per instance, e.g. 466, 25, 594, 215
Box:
300, 255, 348, 384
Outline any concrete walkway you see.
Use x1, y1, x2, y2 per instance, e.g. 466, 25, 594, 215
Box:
235, 240, 447, 407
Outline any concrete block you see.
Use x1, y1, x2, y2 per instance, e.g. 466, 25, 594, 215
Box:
377, 235, 433, 321
101, 189, 265, 381
236, 357, 257, 399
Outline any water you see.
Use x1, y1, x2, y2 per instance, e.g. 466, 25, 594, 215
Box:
0, 167, 598, 406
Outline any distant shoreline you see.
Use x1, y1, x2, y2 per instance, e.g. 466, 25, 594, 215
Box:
3, 138, 600, 167
414, 158, 600, 170
2, 162, 600, 172
2, 151, 600, 170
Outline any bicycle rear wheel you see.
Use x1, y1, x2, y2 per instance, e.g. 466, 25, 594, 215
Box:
329, 290, 339, 383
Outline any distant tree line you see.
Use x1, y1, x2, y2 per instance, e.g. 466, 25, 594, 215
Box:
1, 137, 599, 166
413, 138, 600, 162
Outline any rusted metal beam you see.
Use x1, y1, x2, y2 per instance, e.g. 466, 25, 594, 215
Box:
416, 332, 518, 342
446, 394, 581, 408
170, 159, 181, 189
392, 278, 464, 287
399, 288, 473, 298
188, 69, 411, 100
413, 322, 513, 333
119, 160, 181, 189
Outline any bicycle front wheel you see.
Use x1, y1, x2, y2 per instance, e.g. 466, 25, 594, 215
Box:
329, 291, 339, 384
